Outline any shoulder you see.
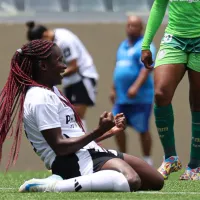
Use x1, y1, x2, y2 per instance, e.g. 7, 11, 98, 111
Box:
54, 29, 75, 47
118, 40, 127, 49
25, 87, 59, 106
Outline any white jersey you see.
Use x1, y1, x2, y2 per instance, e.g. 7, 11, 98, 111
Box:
23, 86, 102, 170
54, 28, 99, 87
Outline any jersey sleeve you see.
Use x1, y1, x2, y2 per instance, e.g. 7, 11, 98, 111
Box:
142, 0, 169, 50
62, 40, 78, 63
32, 99, 61, 132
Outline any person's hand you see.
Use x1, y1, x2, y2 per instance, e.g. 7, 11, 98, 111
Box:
113, 113, 126, 132
98, 112, 115, 135
95, 113, 126, 143
127, 86, 138, 98
141, 50, 154, 69
109, 89, 116, 104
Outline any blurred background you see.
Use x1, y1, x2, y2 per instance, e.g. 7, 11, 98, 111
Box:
0, 0, 190, 171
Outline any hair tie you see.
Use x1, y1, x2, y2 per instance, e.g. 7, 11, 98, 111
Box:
17, 49, 23, 54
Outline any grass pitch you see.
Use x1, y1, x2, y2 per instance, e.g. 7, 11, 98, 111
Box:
0, 170, 200, 200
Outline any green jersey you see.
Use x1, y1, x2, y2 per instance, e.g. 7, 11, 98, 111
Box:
142, 0, 200, 50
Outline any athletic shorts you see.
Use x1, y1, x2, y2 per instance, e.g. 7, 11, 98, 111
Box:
112, 104, 152, 133
63, 77, 97, 106
51, 149, 123, 180
155, 33, 200, 72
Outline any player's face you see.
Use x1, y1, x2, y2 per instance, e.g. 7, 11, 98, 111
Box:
46, 45, 66, 86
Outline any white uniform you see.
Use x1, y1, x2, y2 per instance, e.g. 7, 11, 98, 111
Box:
54, 28, 99, 87
23, 86, 119, 177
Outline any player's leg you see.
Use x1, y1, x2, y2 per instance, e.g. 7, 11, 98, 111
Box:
112, 104, 127, 153
19, 170, 131, 192
139, 131, 152, 165
128, 104, 153, 165
180, 52, 200, 180
123, 153, 164, 190
154, 44, 187, 179
101, 154, 164, 191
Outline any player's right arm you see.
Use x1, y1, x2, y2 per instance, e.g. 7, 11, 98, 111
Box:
34, 100, 114, 156
141, 0, 168, 69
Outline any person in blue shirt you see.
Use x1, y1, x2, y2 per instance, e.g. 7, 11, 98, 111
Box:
110, 15, 156, 166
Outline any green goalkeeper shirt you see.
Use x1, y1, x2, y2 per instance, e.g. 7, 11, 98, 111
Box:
142, 0, 200, 50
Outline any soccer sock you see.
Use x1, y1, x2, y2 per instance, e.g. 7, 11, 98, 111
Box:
188, 112, 200, 169
154, 104, 177, 159
54, 170, 130, 192
143, 156, 153, 166
81, 119, 87, 132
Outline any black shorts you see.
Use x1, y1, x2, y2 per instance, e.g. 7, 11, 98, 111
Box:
63, 78, 97, 106
51, 149, 124, 180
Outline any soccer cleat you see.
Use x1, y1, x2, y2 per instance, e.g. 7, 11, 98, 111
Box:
180, 166, 200, 180
158, 156, 182, 180
19, 174, 63, 192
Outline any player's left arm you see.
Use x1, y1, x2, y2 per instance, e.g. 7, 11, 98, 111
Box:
129, 44, 156, 95
61, 40, 79, 77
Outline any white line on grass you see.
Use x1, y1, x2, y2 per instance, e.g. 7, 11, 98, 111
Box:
0, 188, 16, 190
138, 191, 200, 195
0, 189, 200, 194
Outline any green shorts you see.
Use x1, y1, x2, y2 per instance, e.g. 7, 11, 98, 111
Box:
155, 33, 200, 72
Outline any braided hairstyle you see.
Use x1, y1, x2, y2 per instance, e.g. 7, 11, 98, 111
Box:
0, 39, 83, 170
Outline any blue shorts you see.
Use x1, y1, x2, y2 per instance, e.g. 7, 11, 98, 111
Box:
112, 104, 152, 133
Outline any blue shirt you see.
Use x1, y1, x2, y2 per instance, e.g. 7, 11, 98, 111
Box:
113, 36, 156, 104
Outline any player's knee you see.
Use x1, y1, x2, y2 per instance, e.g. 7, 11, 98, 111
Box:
125, 172, 141, 192
109, 171, 131, 192
152, 174, 164, 190
154, 87, 172, 106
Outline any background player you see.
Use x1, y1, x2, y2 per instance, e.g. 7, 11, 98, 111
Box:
25, 21, 99, 131
110, 15, 156, 166
142, 0, 200, 180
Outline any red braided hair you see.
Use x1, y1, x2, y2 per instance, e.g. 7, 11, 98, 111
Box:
0, 39, 83, 170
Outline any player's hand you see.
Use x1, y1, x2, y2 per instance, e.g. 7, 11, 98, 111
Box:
98, 111, 115, 134
127, 86, 138, 98
109, 89, 116, 104
141, 50, 154, 69
114, 113, 126, 131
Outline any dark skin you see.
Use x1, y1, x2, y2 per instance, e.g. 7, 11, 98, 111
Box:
35, 45, 164, 191
141, 50, 200, 111
110, 16, 152, 157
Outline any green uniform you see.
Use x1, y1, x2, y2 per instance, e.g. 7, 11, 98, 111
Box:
142, 0, 200, 71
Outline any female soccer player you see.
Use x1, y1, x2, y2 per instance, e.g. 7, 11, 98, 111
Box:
25, 21, 99, 132
141, 0, 200, 180
0, 40, 163, 192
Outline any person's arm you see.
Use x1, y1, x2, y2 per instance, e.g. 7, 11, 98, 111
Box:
128, 43, 156, 98
142, 0, 169, 50
61, 41, 79, 77
41, 127, 103, 156
34, 99, 115, 156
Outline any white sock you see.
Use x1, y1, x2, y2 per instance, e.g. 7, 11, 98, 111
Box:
81, 119, 87, 132
143, 156, 153, 166
54, 170, 130, 192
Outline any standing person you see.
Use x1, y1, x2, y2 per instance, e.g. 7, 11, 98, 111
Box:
25, 21, 99, 131
142, 0, 200, 180
110, 16, 156, 166
0, 40, 164, 192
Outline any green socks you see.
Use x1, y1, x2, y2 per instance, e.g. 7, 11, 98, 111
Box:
188, 112, 200, 169
154, 104, 177, 159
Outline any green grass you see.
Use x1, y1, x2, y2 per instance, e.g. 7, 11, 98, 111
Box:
1, 170, 200, 200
